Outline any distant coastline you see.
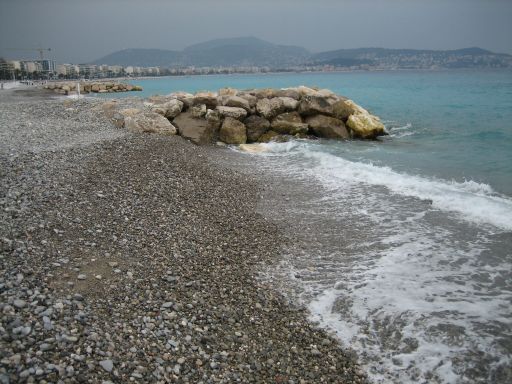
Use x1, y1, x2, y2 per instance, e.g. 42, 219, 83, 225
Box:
3, 38, 511, 82
49, 66, 512, 84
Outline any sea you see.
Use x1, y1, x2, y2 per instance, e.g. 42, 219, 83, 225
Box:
100, 70, 512, 383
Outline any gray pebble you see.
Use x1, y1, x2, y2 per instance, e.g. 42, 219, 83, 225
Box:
13, 299, 26, 309
99, 359, 113, 373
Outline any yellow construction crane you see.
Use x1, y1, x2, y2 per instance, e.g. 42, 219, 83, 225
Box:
5, 47, 52, 60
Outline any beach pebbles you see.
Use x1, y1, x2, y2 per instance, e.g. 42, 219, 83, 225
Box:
0, 91, 366, 383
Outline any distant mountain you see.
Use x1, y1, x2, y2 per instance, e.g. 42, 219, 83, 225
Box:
183, 37, 310, 67
92, 37, 310, 68
91, 38, 512, 70
92, 48, 184, 67
183, 37, 274, 52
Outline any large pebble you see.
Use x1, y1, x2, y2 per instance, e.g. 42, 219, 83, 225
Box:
99, 359, 114, 373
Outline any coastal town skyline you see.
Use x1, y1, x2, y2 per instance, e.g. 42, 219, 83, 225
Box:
2, 41, 511, 81
1, 0, 512, 64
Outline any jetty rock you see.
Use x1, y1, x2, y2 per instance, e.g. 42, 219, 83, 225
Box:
243, 115, 271, 142
98, 86, 387, 144
347, 113, 386, 139
216, 106, 248, 120
222, 95, 251, 111
306, 115, 349, 139
44, 81, 142, 95
271, 112, 309, 135
256, 98, 286, 119
220, 117, 247, 144
298, 95, 334, 116
173, 111, 219, 145
125, 112, 177, 135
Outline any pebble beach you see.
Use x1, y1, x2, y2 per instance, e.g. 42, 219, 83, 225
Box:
0, 88, 367, 383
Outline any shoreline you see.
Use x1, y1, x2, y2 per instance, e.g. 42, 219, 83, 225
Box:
11, 66, 511, 87
0, 88, 367, 382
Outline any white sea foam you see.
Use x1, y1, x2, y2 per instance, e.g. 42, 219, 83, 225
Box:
388, 122, 415, 138
391, 130, 415, 138
306, 213, 511, 383
389, 122, 412, 131
249, 142, 512, 231
307, 150, 512, 230
250, 140, 306, 154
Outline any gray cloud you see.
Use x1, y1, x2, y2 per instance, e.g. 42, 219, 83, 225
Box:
1, 0, 511, 63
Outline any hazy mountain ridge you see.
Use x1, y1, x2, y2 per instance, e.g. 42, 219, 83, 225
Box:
92, 48, 185, 67
93, 37, 310, 68
92, 38, 512, 69
184, 37, 310, 67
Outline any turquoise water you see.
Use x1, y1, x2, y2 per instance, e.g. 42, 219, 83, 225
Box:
109, 70, 512, 196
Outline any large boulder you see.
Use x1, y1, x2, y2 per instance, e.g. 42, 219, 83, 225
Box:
271, 112, 309, 135
125, 112, 177, 135
285, 86, 321, 97
256, 98, 285, 119
238, 93, 258, 108
190, 104, 207, 118
163, 99, 184, 119
257, 130, 280, 143
346, 113, 386, 139
278, 97, 299, 111
169, 91, 194, 100
173, 111, 219, 145
193, 92, 218, 108
101, 101, 119, 118
219, 117, 247, 144
306, 115, 349, 139
316, 88, 337, 99
181, 96, 196, 110
298, 96, 333, 116
147, 95, 168, 104
150, 104, 168, 116
205, 109, 222, 130
119, 108, 141, 117
223, 95, 251, 111
275, 89, 301, 100
243, 115, 270, 143
218, 87, 238, 96
251, 88, 278, 99
216, 106, 247, 120
332, 99, 365, 121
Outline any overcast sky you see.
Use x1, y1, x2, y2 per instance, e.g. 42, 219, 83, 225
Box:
1, 0, 511, 63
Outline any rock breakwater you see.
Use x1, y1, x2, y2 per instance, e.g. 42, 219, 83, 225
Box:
44, 81, 143, 95
101, 86, 386, 144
